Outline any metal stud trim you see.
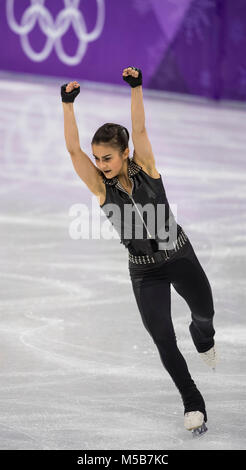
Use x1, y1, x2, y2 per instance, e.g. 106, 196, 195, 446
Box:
102, 158, 142, 186
128, 228, 188, 265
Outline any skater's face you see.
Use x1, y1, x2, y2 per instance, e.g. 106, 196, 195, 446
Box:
92, 144, 129, 178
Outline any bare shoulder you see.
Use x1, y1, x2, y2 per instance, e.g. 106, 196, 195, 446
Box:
132, 152, 160, 179
92, 167, 106, 205
98, 182, 106, 206
141, 165, 161, 179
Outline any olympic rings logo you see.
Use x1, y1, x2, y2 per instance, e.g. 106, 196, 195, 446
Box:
6, 0, 105, 65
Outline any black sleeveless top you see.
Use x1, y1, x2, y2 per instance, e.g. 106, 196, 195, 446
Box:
99, 158, 182, 256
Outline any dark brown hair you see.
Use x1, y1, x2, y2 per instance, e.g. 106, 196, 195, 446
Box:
91, 123, 129, 157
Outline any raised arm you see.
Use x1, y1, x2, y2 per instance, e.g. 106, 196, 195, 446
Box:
122, 67, 156, 172
62, 81, 104, 197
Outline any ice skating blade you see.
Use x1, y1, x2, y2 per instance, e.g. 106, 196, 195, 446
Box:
192, 422, 208, 438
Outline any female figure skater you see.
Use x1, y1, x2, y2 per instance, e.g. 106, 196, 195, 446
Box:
61, 67, 217, 437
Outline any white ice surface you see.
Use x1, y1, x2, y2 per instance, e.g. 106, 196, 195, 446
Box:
0, 72, 245, 450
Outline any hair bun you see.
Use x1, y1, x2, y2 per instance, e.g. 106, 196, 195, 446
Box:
121, 126, 129, 140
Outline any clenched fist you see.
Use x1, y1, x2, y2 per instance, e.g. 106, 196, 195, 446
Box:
61, 81, 80, 103
65, 81, 80, 92
122, 67, 142, 88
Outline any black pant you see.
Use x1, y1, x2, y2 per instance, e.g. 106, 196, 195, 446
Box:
128, 239, 216, 422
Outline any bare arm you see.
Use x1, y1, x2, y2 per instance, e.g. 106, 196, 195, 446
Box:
62, 91, 104, 197
62, 102, 80, 153
123, 67, 156, 170
131, 86, 145, 133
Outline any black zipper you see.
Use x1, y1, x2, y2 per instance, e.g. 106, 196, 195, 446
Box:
117, 177, 152, 239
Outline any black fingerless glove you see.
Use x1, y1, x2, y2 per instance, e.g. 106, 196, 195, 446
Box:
61, 83, 80, 103
122, 67, 142, 88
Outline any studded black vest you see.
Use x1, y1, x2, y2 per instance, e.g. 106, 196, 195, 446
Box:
99, 158, 182, 256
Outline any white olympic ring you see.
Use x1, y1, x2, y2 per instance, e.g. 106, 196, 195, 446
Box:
6, 0, 105, 65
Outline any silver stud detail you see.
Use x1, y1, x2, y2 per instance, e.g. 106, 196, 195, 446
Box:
128, 227, 188, 265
